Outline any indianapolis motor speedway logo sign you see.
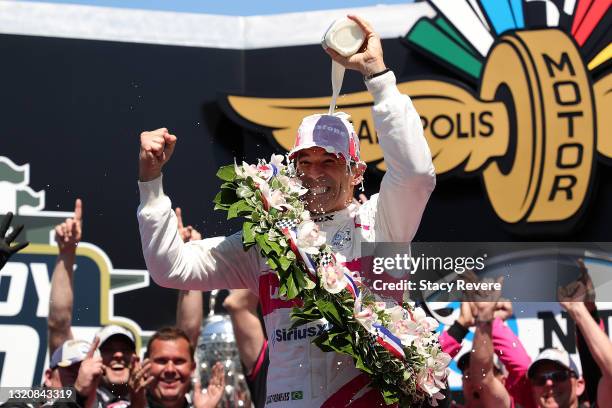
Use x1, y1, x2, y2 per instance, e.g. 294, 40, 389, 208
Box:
224, 0, 611, 234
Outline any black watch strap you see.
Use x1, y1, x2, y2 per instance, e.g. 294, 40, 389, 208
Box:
365, 68, 391, 80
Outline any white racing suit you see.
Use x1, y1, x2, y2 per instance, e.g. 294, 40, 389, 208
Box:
137, 71, 435, 407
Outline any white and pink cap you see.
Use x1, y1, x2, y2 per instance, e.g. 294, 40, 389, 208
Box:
289, 112, 361, 164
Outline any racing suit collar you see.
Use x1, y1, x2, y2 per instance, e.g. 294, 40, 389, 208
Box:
311, 202, 358, 224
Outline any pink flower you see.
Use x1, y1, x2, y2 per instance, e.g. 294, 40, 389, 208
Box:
318, 264, 347, 294
355, 306, 375, 331
259, 182, 291, 211
412, 307, 439, 332
417, 368, 442, 397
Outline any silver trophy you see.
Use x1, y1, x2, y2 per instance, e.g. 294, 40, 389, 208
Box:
196, 290, 251, 407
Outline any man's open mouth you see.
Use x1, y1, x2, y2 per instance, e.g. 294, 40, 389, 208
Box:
309, 186, 330, 195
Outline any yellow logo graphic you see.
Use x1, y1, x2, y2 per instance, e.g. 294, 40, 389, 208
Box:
224, 26, 610, 232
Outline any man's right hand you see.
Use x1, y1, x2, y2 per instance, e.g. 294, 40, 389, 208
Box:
54, 199, 83, 256
128, 357, 153, 408
74, 337, 104, 400
139, 128, 177, 182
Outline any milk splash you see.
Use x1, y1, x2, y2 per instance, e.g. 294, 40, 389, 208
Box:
328, 60, 345, 115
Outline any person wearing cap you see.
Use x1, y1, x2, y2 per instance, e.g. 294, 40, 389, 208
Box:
46, 339, 96, 389
47, 200, 137, 407
137, 14, 435, 407
527, 348, 585, 408
462, 293, 516, 408
440, 300, 532, 407
94, 325, 137, 406
0, 339, 97, 408
453, 352, 508, 408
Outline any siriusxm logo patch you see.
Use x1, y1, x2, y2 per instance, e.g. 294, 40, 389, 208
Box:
273, 323, 329, 343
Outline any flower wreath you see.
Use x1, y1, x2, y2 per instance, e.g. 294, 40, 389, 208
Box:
214, 154, 450, 406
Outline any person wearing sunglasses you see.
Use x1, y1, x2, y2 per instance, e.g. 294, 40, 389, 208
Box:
527, 348, 585, 408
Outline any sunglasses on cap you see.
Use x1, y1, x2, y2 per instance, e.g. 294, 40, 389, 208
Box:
530, 370, 576, 386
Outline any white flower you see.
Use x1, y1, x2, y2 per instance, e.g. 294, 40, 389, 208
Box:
299, 211, 311, 221
295, 220, 326, 254
428, 349, 451, 385
412, 307, 439, 332
259, 181, 291, 211
393, 321, 419, 346
269, 154, 286, 170
255, 154, 286, 181
318, 264, 347, 294
417, 367, 441, 397
235, 161, 259, 179
288, 178, 308, 196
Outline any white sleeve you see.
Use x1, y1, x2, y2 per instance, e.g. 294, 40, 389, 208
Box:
366, 71, 436, 242
137, 175, 261, 292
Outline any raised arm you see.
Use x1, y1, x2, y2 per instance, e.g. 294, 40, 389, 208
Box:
559, 260, 612, 407
326, 15, 435, 242
489, 301, 531, 390
223, 289, 266, 374
137, 128, 261, 292
174, 207, 204, 347
470, 300, 512, 408
48, 198, 82, 354
466, 275, 512, 408
439, 301, 473, 358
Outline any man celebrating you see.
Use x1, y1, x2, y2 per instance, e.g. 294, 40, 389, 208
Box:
137, 15, 435, 407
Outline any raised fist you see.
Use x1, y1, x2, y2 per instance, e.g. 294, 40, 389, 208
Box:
139, 128, 177, 182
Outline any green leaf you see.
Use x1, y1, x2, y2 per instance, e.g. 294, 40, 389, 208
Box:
266, 257, 278, 270
268, 240, 282, 256
242, 222, 256, 245
217, 165, 236, 182
285, 272, 300, 299
279, 256, 292, 271
315, 299, 343, 328
256, 234, 272, 254
382, 389, 399, 405
355, 355, 373, 374
214, 188, 238, 207
228, 199, 252, 219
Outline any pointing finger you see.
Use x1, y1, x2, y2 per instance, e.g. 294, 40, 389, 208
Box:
87, 336, 100, 358
74, 199, 83, 223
